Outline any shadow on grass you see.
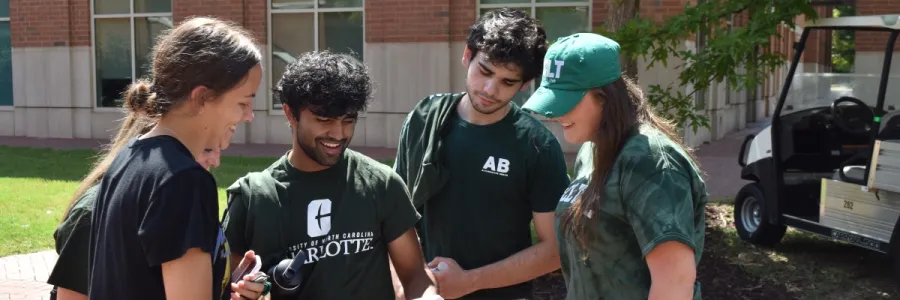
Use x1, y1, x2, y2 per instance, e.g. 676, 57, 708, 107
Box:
703, 203, 899, 300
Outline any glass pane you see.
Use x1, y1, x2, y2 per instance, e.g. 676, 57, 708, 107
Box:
134, 17, 173, 80
0, 0, 9, 18
272, 0, 314, 10
135, 0, 172, 13
480, 0, 530, 4
320, 0, 362, 8
536, 6, 590, 43
319, 12, 364, 60
271, 13, 314, 109
0, 22, 11, 106
95, 19, 133, 108
783, 28, 890, 113
94, 0, 129, 14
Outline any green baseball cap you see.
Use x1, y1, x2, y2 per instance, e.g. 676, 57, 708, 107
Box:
522, 33, 622, 118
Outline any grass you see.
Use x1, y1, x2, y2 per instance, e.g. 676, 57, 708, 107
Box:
704, 201, 899, 299
0, 144, 557, 257
0, 145, 391, 257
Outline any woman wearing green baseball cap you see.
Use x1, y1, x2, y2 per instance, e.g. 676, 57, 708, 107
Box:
522, 33, 708, 299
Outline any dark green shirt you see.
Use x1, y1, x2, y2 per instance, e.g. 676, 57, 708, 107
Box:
556, 125, 707, 300
224, 149, 420, 300
396, 93, 571, 299
47, 184, 100, 298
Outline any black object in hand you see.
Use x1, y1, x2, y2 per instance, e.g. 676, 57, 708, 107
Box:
267, 250, 308, 298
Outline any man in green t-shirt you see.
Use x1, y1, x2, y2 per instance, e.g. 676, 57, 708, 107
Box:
521, 33, 708, 299
393, 8, 571, 300
223, 51, 438, 300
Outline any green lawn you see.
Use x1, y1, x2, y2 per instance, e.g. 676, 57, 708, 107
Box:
0, 145, 563, 257
0, 145, 391, 257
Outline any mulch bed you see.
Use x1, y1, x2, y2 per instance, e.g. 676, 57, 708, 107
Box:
530, 205, 800, 300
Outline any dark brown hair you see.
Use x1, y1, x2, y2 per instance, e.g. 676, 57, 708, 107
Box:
558, 76, 700, 255
62, 16, 261, 220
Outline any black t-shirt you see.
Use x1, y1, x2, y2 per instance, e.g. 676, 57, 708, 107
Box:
88, 135, 231, 300
48, 184, 100, 299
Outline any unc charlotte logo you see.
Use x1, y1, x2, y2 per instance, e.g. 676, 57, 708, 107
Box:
482, 156, 510, 176
543, 59, 565, 80
307, 199, 332, 238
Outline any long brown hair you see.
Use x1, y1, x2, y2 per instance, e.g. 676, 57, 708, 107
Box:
62, 113, 153, 221
62, 16, 261, 221
558, 76, 700, 254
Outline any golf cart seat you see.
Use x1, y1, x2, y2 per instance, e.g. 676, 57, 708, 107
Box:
833, 165, 866, 182
831, 110, 900, 183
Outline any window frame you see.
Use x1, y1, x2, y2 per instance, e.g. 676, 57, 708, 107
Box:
90, 0, 173, 111
266, 0, 367, 115
0, 5, 11, 109
474, 0, 593, 106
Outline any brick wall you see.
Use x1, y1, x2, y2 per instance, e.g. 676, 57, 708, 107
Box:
9, 0, 83, 47
174, 0, 267, 43
857, 0, 900, 52
366, 0, 452, 43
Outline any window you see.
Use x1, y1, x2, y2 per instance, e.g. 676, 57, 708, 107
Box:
269, 0, 365, 110
477, 1, 591, 105
92, 0, 173, 108
0, 0, 11, 106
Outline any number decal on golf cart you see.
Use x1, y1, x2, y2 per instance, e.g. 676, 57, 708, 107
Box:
843, 200, 854, 210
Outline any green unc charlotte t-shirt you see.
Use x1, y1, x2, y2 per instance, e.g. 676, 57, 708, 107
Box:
556, 125, 708, 300
223, 149, 420, 300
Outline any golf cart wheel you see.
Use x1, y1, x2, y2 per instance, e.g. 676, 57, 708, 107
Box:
734, 183, 786, 246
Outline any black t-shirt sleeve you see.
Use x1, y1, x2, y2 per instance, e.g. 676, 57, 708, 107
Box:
137, 168, 219, 267
47, 207, 92, 294
528, 138, 572, 213
222, 190, 250, 255
381, 172, 421, 243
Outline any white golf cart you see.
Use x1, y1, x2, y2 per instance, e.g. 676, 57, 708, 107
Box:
735, 14, 900, 278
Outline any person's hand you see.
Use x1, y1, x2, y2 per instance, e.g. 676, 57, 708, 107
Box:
427, 257, 475, 299
230, 251, 269, 300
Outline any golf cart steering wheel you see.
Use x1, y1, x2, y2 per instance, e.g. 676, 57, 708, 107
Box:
831, 96, 875, 135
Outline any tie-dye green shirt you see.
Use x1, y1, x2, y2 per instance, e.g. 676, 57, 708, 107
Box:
556, 125, 708, 300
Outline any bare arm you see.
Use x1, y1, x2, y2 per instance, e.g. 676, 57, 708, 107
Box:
389, 257, 406, 300
56, 288, 88, 300
161, 247, 213, 300
646, 241, 697, 300
466, 211, 560, 291
388, 228, 438, 299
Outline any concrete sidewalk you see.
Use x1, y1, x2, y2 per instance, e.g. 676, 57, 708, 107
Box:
0, 120, 767, 298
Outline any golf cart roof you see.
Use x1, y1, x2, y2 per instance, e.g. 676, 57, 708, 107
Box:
806, 15, 900, 30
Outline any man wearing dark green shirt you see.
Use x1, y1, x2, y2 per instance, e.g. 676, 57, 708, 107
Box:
393, 8, 571, 300
223, 51, 438, 300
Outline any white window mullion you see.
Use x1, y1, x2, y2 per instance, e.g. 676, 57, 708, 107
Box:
130, 1, 137, 84
313, 9, 319, 51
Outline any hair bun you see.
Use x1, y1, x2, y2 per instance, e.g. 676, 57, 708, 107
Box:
123, 80, 157, 115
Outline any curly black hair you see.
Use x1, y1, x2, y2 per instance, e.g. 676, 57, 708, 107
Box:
466, 8, 548, 82
274, 51, 373, 118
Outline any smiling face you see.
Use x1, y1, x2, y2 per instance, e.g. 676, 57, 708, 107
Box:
198, 148, 221, 170
554, 90, 605, 144
201, 64, 262, 151
463, 49, 527, 115
290, 106, 358, 168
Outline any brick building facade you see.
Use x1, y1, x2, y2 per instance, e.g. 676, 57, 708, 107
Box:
0, 0, 891, 151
